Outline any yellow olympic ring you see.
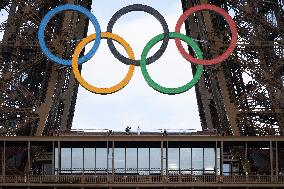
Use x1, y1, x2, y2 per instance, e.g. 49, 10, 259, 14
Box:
72, 32, 135, 94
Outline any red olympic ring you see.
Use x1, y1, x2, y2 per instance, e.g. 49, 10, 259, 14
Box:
175, 4, 238, 65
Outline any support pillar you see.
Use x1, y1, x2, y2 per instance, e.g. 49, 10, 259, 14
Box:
137, 147, 139, 174
191, 147, 193, 176
83, 147, 85, 175
166, 141, 168, 177
125, 147, 126, 173
215, 141, 218, 175
58, 141, 61, 175
107, 141, 109, 177
95, 147, 96, 175
203, 148, 205, 175
28, 141, 31, 174
220, 141, 224, 176
161, 141, 163, 175
276, 141, 279, 180
149, 147, 151, 175
52, 141, 55, 175
112, 141, 114, 177
270, 141, 273, 177
179, 147, 181, 175
71, 148, 73, 174
245, 141, 248, 175
2, 141, 5, 176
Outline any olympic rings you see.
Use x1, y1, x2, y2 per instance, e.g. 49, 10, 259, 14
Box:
72, 32, 135, 94
107, 4, 169, 66
38, 3, 238, 95
141, 32, 203, 95
175, 4, 238, 65
38, 4, 101, 66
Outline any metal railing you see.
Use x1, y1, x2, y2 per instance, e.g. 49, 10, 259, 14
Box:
0, 175, 283, 185
47, 128, 209, 136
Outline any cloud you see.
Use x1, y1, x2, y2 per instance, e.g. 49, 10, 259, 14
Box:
72, 1, 201, 132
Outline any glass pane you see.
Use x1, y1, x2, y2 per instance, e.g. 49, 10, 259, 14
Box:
61, 148, 71, 172
204, 148, 215, 174
96, 148, 107, 171
126, 148, 137, 171
180, 148, 191, 174
224, 164, 230, 176
168, 148, 179, 172
138, 148, 149, 175
84, 148, 95, 171
192, 148, 203, 175
72, 148, 83, 171
150, 148, 161, 174
114, 148, 125, 172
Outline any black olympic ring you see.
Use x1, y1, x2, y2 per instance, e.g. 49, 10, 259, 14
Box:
107, 4, 170, 66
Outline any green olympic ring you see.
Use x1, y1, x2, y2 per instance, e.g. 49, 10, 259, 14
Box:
140, 32, 204, 95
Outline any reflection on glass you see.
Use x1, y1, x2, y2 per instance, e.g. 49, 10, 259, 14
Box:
61, 148, 71, 171
180, 148, 191, 173
138, 148, 149, 175
114, 148, 125, 170
204, 148, 215, 174
126, 148, 137, 171
192, 148, 203, 174
224, 164, 230, 176
72, 148, 83, 170
54, 146, 218, 176
96, 148, 107, 170
168, 148, 179, 171
150, 148, 161, 174
84, 148, 95, 170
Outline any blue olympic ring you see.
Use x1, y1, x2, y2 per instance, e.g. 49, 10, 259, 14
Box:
38, 4, 101, 66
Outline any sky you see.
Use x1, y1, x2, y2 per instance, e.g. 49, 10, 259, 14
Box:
72, 0, 202, 132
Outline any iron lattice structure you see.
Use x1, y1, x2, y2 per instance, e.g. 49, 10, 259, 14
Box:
0, 0, 90, 136
0, 0, 283, 137
182, 0, 284, 136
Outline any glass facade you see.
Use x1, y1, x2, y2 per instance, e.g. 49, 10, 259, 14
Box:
55, 144, 219, 175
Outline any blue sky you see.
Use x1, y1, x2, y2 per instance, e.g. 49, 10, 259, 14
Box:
72, 0, 201, 132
